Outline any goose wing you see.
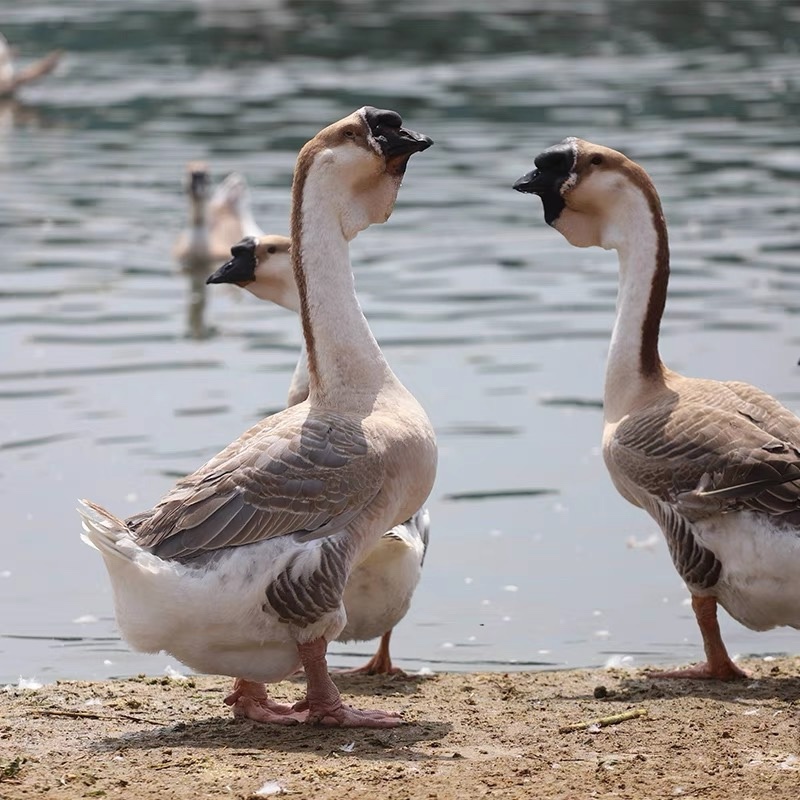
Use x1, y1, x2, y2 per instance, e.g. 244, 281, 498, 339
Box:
609, 380, 800, 522
129, 407, 383, 562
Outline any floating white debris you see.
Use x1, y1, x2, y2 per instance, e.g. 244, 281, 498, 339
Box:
604, 655, 634, 669
626, 533, 659, 551
763, 655, 776, 662
4, 676, 42, 692
253, 781, 285, 797
125, 492, 138, 504
538, 649, 551, 656
0, 570, 10, 579
339, 741, 356, 753
417, 667, 434, 676
594, 629, 611, 639
481, 599, 491, 606
592, 610, 602, 617
553, 502, 567, 513
503, 585, 518, 593
72, 614, 99, 624
441, 642, 455, 649
103, 660, 113, 666
164, 665, 188, 681
502, 615, 512, 622
467, 635, 477, 642
464, 577, 473, 585
681, 597, 692, 606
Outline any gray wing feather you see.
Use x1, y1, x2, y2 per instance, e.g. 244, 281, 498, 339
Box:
129, 408, 383, 563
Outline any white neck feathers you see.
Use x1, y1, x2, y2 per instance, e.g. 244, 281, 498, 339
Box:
604, 183, 668, 423
293, 165, 393, 409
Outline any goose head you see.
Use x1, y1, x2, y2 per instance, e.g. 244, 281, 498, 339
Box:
207, 234, 297, 312
184, 160, 211, 208
294, 106, 433, 240
513, 138, 661, 251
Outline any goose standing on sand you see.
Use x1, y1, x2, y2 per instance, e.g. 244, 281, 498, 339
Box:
513, 138, 800, 680
80, 107, 436, 726
207, 234, 430, 675
173, 164, 263, 338
0, 32, 62, 97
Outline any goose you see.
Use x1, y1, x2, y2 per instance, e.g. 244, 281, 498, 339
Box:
207, 234, 430, 675
80, 106, 436, 727
173, 164, 263, 338
173, 163, 263, 275
513, 138, 800, 680
0, 32, 62, 97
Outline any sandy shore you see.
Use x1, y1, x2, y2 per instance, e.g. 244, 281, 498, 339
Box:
1, 657, 799, 799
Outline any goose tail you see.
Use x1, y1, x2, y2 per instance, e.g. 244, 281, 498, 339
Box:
78, 499, 136, 564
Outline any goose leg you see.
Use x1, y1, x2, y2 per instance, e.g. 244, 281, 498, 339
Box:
224, 678, 304, 725
295, 638, 403, 727
342, 630, 406, 676
648, 595, 748, 680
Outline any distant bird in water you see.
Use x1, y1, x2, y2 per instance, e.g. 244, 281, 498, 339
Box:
0, 32, 62, 97
173, 162, 263, 339
514, 138, 800, 681
207, 234, 430, 675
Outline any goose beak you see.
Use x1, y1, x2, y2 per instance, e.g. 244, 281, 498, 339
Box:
362, 106, 433, 175
207, 238, 258, 285
512, 169, 549, 195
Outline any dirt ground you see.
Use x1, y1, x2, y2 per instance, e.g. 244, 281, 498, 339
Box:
1, 657, 799, 800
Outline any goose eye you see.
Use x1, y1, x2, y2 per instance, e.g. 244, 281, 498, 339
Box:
590, 155, 604, 166
267, 246, 277, 254
343, 129, 356, 139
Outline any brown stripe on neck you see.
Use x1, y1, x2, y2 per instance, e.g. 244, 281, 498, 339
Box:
289, 142, 323, 392
626, 161, 669, 379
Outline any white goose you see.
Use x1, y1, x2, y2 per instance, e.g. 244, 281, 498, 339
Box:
514, 138, 800, 680
80, 107, 436, 726
207, 234, 430, 674
173, 164, 263, 338
173, 163, 263, 275
0, 32, 62, 97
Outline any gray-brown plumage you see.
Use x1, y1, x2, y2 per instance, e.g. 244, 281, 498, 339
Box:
514, 137, 800, 681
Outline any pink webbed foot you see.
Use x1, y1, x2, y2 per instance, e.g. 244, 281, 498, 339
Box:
298, 638, 404, 728
339, 631, 407, 676
224, 679, 305, 725
647, 660, 749, 681
647, 596, 749, 682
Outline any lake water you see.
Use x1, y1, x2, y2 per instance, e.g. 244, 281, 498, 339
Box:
1, 0, 799, 684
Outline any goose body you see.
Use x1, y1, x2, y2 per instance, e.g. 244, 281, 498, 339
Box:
514, 138, 800, 679
81, 107, 436, 725
208, 234, 430, 673
0, 33, 62, 97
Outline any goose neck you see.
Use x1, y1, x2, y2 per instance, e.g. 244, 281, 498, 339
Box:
604, 189, 669, 422
291, 170, 393, 409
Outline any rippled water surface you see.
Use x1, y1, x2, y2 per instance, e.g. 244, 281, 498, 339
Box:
1, 0, 800, 683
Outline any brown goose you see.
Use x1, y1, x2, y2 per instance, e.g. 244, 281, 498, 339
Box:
514, 138, 800, 680
207, 234, 430, 676
80, 107, 436, 726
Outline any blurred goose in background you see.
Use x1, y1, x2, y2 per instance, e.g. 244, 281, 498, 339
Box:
173, 162, 263, 338
80, 106, 435, 727
207, 234, 430, 675
0, 32, 62, 97
514, 138, 800, 680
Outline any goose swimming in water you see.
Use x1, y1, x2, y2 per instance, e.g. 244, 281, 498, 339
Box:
207, 234, 430, 675
80, 107, 436, 726
0, 32, 62, 97
173, 163, 263, 338
514, 138, 800, 680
